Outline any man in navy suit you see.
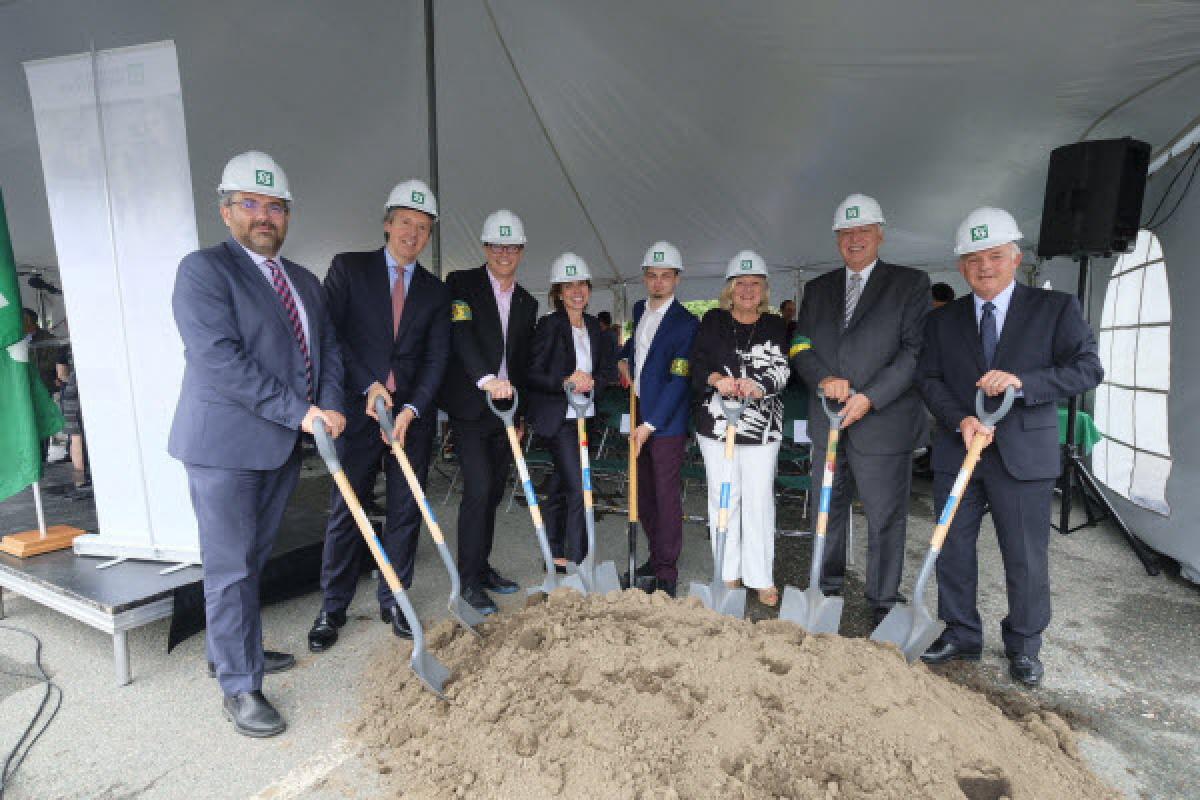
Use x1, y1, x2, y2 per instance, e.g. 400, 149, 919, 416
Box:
307, 180, 450, 652
917, 207, 1103, 687
617, 241, 700, 597
169, 151, 345, 736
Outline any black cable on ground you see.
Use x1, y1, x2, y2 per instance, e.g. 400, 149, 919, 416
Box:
0, 625, 62, 800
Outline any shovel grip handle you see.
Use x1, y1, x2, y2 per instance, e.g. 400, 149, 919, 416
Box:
819, 387, 857, 430
564, 382, 593, 416
312, 418, 341, 472
485, 387, 520, 425
975, 385, 1016, 428
374, 396, 395, 443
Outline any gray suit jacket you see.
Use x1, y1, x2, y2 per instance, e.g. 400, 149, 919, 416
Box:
169, 239, 344, 470
791, 260, 930, 455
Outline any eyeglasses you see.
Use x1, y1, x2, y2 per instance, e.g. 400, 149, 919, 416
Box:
486, 244, 524, 254
231, 198, 289, 217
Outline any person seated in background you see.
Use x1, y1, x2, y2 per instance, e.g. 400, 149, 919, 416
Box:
525, 254, 616, 573
689, 251, 790, 606
54, 347, 89, 495
931, 282, 955, 309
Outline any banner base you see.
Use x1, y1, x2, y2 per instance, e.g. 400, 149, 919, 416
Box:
72, 533, 200, 564
0, 525, 86, 557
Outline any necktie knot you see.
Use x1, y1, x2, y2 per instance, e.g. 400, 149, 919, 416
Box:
983, 301, 996, 313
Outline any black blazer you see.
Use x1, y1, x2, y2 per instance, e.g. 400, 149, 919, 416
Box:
525, 310, 616, 437
791, 260, 930, 455
322, 248, 450, 434
437, 265, 538, 420
918, 282, 1103, 481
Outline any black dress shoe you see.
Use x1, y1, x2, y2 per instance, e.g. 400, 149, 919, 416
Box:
380, 605, 413, 640
920, 637, 982, 665
634, 560, 655, 578
462, 585, 498, 616
308, 610, 347, 653
1008, 654, 1044, 687
481, 567, 519, 595
209, 650, 295, 678
871, 608, 891, 628
222, 690, 286, 737
655, 578, 677, 598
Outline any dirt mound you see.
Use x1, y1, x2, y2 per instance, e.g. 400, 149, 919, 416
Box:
354, 589, 1117, 799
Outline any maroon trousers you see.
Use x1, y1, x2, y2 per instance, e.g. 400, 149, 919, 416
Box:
636, 433, 686, 582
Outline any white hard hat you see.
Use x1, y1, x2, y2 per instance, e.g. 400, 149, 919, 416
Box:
725, 250, 769, 280
832, 193, 885, 231
481, 209, 527, 245
385, 179, 438, 219
954, 207, 1023, 256
550, 252, 592, 284
218, 151, 292, 201
642, 241, 683, 271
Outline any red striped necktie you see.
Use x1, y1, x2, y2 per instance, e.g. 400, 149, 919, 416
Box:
264, 258, 313, 402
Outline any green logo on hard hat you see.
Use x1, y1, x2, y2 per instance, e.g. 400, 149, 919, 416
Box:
255, 170, 274, 187
846, 206, 860, 220
412, 190, 425, 204
653, 251, 665, 262
971, 224, 989, 242
565, 265, 577, 276
499, 225, 511, 237
741, 259, 753, 270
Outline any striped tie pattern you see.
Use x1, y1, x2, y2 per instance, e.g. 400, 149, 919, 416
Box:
844, 272, 862, 328
265, 259, 313, 402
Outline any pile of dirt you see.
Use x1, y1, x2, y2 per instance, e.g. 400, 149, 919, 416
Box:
354, 589, 1117, 799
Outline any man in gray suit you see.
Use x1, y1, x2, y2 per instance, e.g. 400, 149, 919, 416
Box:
169, 151, 345, 737
790, 194, 930, 626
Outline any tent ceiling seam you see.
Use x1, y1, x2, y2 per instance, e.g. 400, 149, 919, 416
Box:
1078, 57, 1200, 143
482, 0, 622, 284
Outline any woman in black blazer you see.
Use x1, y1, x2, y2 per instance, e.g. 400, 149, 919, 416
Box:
526, 254, 616, 571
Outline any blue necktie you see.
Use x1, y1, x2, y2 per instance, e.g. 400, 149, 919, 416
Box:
980, 301, 998, 368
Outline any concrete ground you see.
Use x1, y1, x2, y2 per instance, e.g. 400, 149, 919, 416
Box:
1, 454, 1197, 799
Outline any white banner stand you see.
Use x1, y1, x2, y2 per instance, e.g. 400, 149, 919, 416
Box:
25, 41, 200, 563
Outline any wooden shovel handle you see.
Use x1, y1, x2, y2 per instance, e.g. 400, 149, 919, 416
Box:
390, 442, 446, 546
331, 470, 405, 594
929, 432, 991, 551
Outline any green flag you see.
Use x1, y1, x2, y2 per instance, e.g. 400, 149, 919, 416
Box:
0, 188, 64, 502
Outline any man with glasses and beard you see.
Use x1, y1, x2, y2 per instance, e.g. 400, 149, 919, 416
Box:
169, 151, 345, 737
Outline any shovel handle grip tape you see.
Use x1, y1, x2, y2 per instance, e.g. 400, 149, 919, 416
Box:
332, 471, 405, 595
930, 433, 990, 551
390, 441, 448, 546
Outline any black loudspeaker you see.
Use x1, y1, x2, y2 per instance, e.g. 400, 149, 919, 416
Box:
1037, 137, 1151, 259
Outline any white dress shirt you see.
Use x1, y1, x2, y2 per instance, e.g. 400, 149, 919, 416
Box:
972, 279, 1017, 335
565, 321, 595, 419
633, 296, 674, 397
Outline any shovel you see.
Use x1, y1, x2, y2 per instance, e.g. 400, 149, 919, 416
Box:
870, 386, 1016, 662
562, 384, 622, 595
485, 389, 572, 597
375, 397, 485, 636
778, 388, 855, 634
689, 395, 749, 618
623, 389, 646, 590
312, 418, 449, 698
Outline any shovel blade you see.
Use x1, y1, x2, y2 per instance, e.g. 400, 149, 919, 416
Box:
689, 581, 745, 618
869, 603, 945, 663
448, 596, 486, 635
410, 648, 450, 699
590, 560, 622, 595
778, 585, 843, 634
559, 573, 587, 595
688, 581, 714, 610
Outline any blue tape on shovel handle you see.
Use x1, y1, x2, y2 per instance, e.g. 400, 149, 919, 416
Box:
720, 482, 731, 508
374, 535, 392, 565
582, 468, 592, 492
422, 498, 437, 523
819, 486, 832, 514
938, 495, 959, 526
523, 479, 539, 508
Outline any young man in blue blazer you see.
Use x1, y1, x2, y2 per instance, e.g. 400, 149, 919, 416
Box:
617, 241, 700, 596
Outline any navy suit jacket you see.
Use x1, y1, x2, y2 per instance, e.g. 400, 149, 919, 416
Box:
169, 239, 344, 470
322, 249, 449, 435
918, 282, 1103, 481
618, 298, 700, 437
525, 310, 616, 438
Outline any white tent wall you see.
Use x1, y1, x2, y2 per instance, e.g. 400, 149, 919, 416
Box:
1089, 154, 1200, 581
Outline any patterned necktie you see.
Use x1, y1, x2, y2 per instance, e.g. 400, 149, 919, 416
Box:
980, 301, 998, 368
386, 268, 406, 391
264, 259, 313, 402
844, 272, 863, 328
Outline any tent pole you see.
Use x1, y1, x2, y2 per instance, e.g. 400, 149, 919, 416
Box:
424, 0, 442, 277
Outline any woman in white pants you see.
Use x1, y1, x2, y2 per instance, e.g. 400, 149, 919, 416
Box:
689, 251, 790, 605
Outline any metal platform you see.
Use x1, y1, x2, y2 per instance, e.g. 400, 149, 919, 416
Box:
0, 549, 201, 686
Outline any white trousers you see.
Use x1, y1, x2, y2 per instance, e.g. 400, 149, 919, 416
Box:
697, 435, 780, 589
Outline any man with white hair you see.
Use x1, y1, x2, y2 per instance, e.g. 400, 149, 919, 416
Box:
917, 207, 1102, 686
